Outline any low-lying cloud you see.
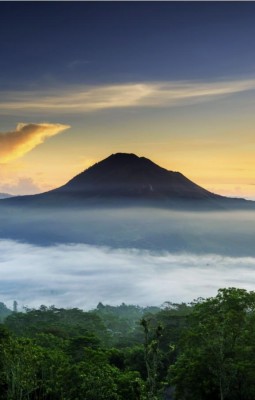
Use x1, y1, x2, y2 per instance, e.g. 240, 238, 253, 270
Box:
1, 78, 255, 115
0, 177, 42, 195
1, 240, 255, 310
0, 123, 70, 162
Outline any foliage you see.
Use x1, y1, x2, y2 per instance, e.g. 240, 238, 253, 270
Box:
2, 290, 255, 400
0, 303, 12, 323
170, 288, 255, 400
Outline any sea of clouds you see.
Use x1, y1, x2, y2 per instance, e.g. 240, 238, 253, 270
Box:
1, 239, 255, 310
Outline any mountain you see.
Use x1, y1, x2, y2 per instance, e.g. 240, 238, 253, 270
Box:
1, 153, 252, 209
0, 193, 13, 199
55, 153, 218, 200
0, 153, 254, 251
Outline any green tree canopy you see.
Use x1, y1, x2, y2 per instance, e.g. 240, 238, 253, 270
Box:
170, 288, 255, 400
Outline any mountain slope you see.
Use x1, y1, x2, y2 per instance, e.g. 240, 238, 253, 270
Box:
0, 193, 13, 199
1, 153, 251, 209
55, 153, 218, 200
0, 153, 254, 249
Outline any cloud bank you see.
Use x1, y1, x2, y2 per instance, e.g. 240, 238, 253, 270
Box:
1, 240, 255, 310
0, 123, 70, 162
0, 177, 42, 195
1, 78, 255, 115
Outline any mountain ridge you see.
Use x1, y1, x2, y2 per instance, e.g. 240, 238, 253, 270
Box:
1, 153, 252, 209
54, 152, 220, 199
0, 193, 13, 199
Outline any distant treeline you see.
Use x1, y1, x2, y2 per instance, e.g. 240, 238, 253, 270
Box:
1, 288, 255, 399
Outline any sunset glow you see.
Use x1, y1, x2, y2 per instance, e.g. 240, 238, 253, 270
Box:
1, 2, 255, 199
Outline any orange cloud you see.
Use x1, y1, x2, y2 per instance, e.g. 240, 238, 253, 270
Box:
0, 123, 70, 163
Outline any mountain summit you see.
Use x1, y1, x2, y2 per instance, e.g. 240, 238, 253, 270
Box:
0, 153, 254, 249
55, 152, 218, 201
2, 153, 250, 209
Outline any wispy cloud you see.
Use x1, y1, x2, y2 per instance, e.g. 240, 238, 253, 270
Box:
1, 78, 255, 115
0, 123, 70, 162
1, 240, 255, 309
67, 59, 90, 69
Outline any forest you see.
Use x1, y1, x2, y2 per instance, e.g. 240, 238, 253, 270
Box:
1, 288, 255, 400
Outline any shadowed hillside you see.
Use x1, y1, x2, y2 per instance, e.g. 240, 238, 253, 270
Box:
1, 153, 252, 210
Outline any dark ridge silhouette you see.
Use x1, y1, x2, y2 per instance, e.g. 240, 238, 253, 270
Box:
1, 153, 252, 209
0, 153, 254, 250
0, 193, 13, 199
55, 153, 218, 199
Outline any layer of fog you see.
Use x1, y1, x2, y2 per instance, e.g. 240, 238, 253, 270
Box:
1, 207, 255, 257
1, 239, 255, 310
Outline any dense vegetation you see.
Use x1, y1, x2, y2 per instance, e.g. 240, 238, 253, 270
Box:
1, 288, 255, 399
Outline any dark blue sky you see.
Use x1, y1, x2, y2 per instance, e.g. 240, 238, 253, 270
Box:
1, 2, 255, 88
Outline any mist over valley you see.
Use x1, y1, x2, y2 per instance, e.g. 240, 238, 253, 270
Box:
1, 153, 254, 257
1, 239, 255, 310
0, 154, 255, 308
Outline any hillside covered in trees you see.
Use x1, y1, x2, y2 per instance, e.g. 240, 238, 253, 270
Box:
1, 288, 255, 400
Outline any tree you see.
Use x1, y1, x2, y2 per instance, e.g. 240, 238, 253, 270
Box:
170, 288, 255, 400
13, 301, 18, 313
141, 318, 163, 400
0, 325, 10, 400
2, 337, 45, 400
0, 303, 12, 323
